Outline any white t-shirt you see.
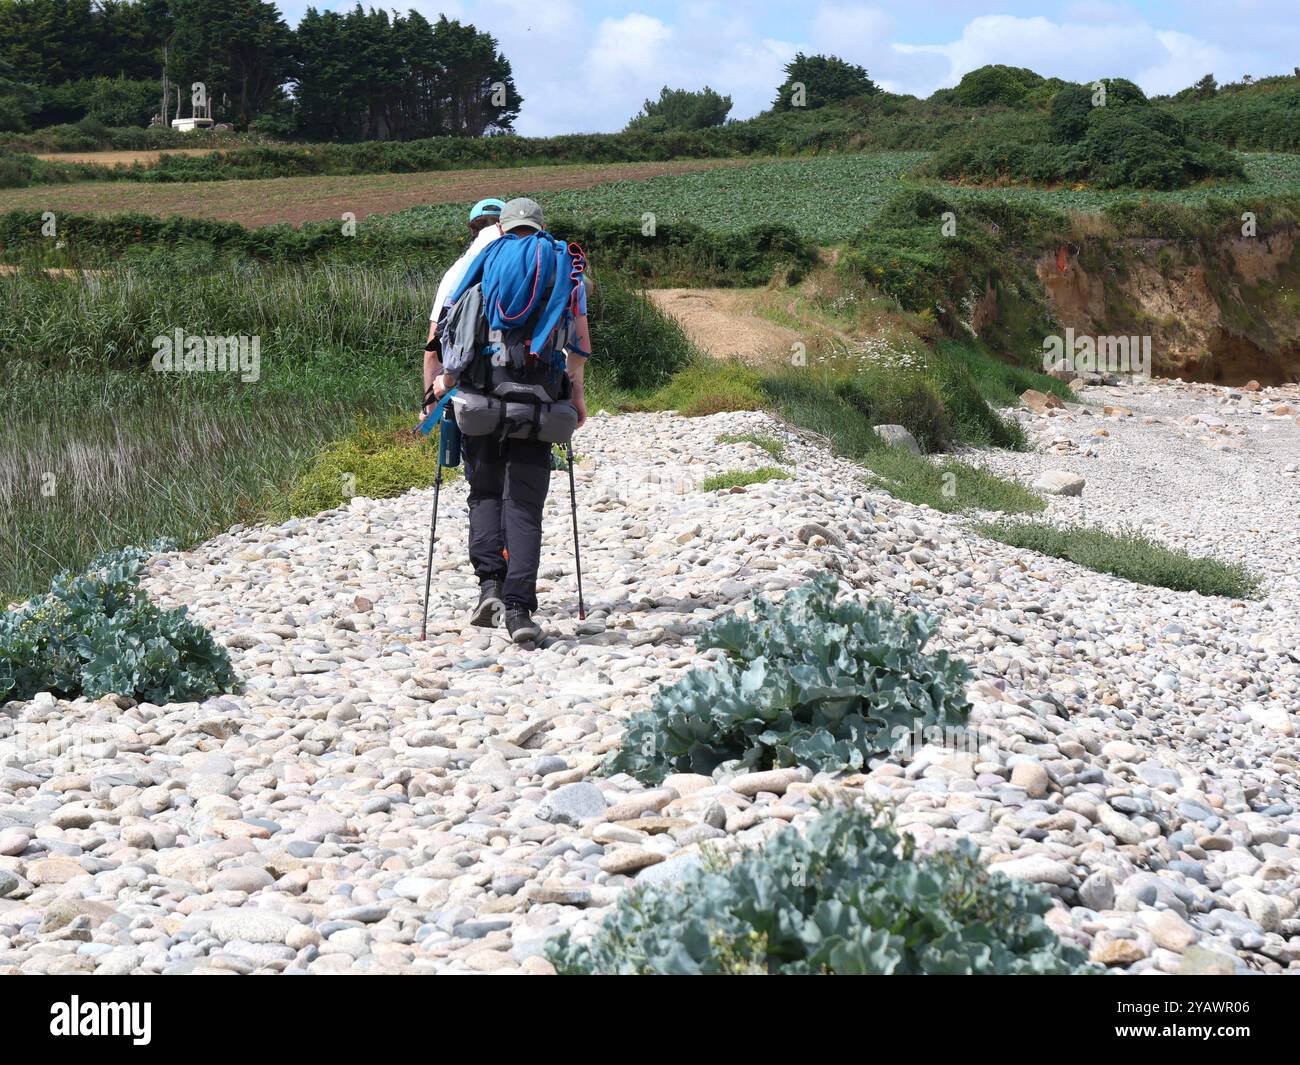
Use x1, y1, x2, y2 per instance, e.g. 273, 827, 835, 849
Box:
430, 225, 501, 321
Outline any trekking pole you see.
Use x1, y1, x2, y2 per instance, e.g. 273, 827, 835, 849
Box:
565, 440, 586, 620
418, 437, 445, 642
415, 386, 460, 641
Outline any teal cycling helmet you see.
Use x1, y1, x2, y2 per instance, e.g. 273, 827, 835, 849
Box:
469, 198, 505, 222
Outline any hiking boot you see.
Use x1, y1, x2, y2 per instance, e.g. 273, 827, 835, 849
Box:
505, 607, 541, 645
469, 579, 504, 627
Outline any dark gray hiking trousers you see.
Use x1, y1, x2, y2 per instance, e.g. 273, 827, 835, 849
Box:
462, 435, 552, 613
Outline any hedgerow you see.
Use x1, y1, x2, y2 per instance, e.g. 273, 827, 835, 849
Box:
922, 81, 1246, 190
0, 209, 817, 287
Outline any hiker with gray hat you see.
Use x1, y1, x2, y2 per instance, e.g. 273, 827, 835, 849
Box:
431, 197, 591, 644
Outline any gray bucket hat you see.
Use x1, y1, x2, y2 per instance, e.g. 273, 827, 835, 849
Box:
498, 197, 545, 233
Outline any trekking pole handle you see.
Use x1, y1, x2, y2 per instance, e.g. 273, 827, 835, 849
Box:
416, 385, 457, 436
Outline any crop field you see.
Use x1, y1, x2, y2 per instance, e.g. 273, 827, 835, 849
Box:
380, 152, 928, 242
941, 152, 1300, 215
33, 148, 228, 167
377, 151, 1300, 243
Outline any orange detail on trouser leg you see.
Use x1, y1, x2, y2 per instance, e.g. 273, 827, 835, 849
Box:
503, 548, 509, 562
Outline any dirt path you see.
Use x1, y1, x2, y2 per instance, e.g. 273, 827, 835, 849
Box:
0, 158, 748, 228
648, 288, 804, 364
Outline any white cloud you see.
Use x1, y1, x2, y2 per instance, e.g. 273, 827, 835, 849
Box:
545, 7, 797, 135
811, 4, 893, 50
887, 13, 1245, 98
900, 15, 1166, 87
588, 12, 674, 84
1141, 30, 1234, 95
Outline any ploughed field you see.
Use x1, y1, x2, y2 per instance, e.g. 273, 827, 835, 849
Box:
0, 159, 751, 228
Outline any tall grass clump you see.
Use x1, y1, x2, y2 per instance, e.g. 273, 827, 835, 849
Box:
934, 339, 1073, 407
265, 414, 455, 521
977, 521, 1261, 599
1, 261, 695, 600
645, 358, 767, 416
0, 260, 435, 378
762, 371, 1043, 514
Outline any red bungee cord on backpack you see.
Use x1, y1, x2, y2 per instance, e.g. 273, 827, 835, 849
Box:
495, 240, 588, 360
567, 241, 588, 316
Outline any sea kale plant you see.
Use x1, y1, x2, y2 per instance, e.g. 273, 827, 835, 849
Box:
605, 573, 972, 784
0, 545, 237, 704
546, 805, 1095, 975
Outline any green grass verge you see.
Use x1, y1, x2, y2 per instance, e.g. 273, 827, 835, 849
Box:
642, 358, 767, 416
634, 345, 1042, 514
262, 414, 458, 523
866, 449, 1045, 515
977, 521, 1261, 598
700, 467, 790, 492
716, 432, 786, 462
764, 374, 1044, 515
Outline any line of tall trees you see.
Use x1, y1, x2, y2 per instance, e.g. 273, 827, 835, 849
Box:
293, 7, 518, 140
0, 0, 520, 138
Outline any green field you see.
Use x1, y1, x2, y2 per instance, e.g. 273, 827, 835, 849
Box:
378, 153, 925, 242
375, 151, 1300, 243
5, 149, 1296, 250
941, 152, 1300, 214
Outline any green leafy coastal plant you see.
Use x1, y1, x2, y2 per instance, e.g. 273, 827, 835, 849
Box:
605, 574, 972, 784
0, 545, 237, 704
547, 804, 1095, 974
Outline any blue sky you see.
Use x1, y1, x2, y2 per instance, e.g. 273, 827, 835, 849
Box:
275, 1, 1300, 134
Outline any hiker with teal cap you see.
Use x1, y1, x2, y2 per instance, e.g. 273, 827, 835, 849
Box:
423, 197, 505, 416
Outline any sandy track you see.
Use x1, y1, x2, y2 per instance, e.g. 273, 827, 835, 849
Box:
648, 288, 803, 364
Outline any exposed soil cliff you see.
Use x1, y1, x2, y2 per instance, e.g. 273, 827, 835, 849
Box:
1035, 226, 1299, 385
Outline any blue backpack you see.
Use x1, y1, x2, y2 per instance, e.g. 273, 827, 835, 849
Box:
441, 232, 589, 443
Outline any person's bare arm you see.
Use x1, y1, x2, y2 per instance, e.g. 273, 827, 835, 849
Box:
567, 314, 591, 428
423, 318, 443, 414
